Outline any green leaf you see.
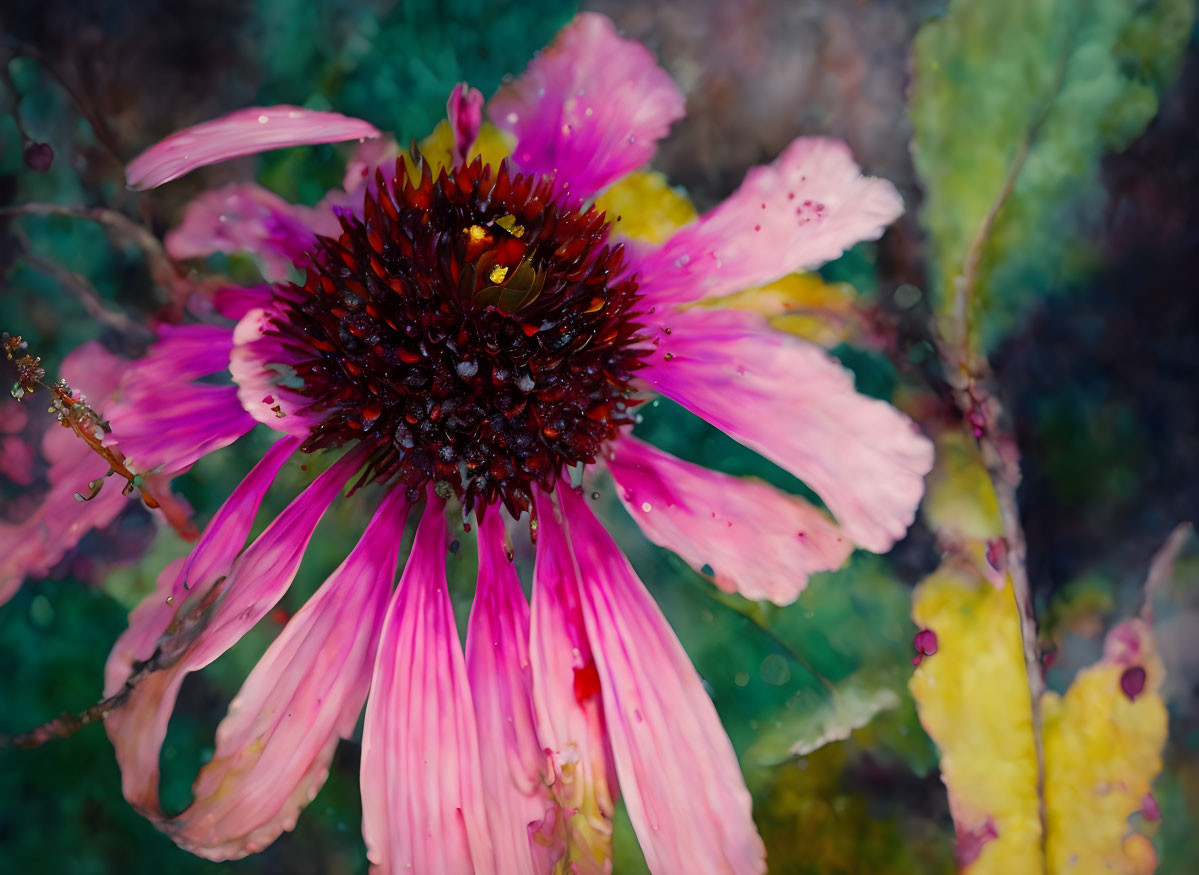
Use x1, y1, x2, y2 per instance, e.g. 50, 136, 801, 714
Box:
910, 0, 1193, 350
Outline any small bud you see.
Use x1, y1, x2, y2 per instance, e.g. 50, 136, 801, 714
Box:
1119, 665, 1147, 701
23, 141, 54, 173
912, 628, 938, 666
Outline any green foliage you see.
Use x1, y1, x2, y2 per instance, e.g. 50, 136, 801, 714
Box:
910, 0, 1193, 348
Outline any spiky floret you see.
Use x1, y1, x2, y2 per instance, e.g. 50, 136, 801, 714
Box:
265, 156, 646, 517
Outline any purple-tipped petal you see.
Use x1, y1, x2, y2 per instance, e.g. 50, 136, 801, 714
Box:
556, 486, 766, 875
229, 306, 323, 439
104, 437, 355, 817
106, 324, 256, 474
360, 498, 496, 875
448, 84, 484, 168
530, 489, 616, 874
605, 436, 852, 604
166, 184, 339, 281
643, 308, 933, 553
466, 510, 557, 874
636, 137, 903, 306
489, 13, 684, 204
166, 488, 409, 860
126, 105, 381, 190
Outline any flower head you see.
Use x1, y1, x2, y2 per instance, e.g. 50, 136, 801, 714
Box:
104, 12, 932, 874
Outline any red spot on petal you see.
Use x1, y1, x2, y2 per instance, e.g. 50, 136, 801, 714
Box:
573, 662, 602, 704
1120, 666, 1147, 701
1142, 792, 1161, 822
955, 818, 998, 867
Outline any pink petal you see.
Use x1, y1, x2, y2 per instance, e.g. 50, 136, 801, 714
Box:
488, 13, 684, 204
605, 436, 852, 604
229, 306, 323, 439
126, 105, 381, 190
106, 324, 255, 474
448, 84, 484, 168
165, 488, 409, 860
466, 510, 557, 874
642, 308, 933, 553
635, 137, 903, 306
556, 486, 766, 875
360, 497, 496, 875
212, 284, 274, 321
530, 489, 616, 874
166, 184, 339, 281
104, 436, 353, 816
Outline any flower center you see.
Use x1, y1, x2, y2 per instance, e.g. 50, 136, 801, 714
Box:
267, 158, 646, 517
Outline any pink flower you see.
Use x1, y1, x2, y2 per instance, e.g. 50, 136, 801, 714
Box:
105, 12, 932, 873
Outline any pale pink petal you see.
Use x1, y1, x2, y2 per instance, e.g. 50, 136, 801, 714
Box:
0, 342, 133, 603
642, 308, 933, 553
166, 184, 340, 281
341, 137, 401, 196
605, 436, 851, 604
448, 84, 484, 168
635, 138, 903, 306
103, 436, 349, 816
229, 306, 323, 439
556, 486, 765, 875
488, 13, 684, 204
360, 497, 496, 875
0, 434, 34, 485
126, 105, 381, 190
105, 323, 256, 474
530, 489, 616, 874
466, 510, 557, 874
165, 488, 409, 860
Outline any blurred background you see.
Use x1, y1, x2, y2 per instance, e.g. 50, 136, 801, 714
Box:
1, 0, 1197, 872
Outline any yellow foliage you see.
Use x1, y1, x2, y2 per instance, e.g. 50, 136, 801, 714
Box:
593, 170, 696, 244
923, 431, 1003, 544
712, 273, 861, 347
910, 566, 1045, 874
1043, 619, 1167, 875
414, 120, 514, 180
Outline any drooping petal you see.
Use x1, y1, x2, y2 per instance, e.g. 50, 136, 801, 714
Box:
489, 12, 685, 204
556, 486, 766, 875
360, 497, 496, 875
165, 487, 409, 860
126, 105, 381, 190
530, 489, 616, 874
634, 138, 903, 307
106, 323, 256, 474
605, 435, 851, 604
104, 437, 354, 816
466, 510, 557, 874
212, 285, 274, 321
229, 306, 323, 438
642, 308, 933, 553
166, 184, 339, 281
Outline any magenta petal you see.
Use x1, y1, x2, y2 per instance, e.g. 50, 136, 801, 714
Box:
643, 308, 933, 552
530, 489, 616, 874
360, 498, 496, 875
165, 488, 409, 860
466, 510, 557, 874
605, 436, 852, 604
166, 184, 339, 281
556, 486, 766, 875
635, 137, 903, 306
104, 436, 300, 812
448, 84, 484, 168
230, 306, 323, 438
489, 13, 684, 203
126, 105, 381, 190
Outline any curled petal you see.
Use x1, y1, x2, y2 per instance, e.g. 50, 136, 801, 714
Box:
605, 436, 851, 604
166, 488, 409, 859
556, 486, 766, 875
167, 184, 339, 281
126, 105, 381, 190
466, 510, 556, 874
360, 498, 496, 875
643, 308, 933, 553
230, 306, 323, 439
636, 138, 903, 306
489, 12, 684, 204
448, 84, 484, 168
531, 489, 616, 874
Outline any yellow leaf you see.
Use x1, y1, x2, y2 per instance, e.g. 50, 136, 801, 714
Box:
1043, 619, 1167, 875
910, 565, 1044, 873
415, 121, 514, 180
712, 273, 861, 347
593, 170, 696, 244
